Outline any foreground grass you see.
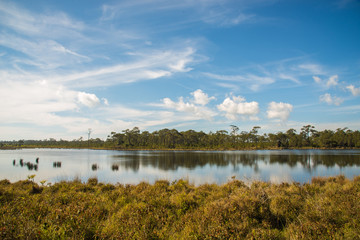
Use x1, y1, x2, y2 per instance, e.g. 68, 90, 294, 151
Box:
0, 176, 359, 239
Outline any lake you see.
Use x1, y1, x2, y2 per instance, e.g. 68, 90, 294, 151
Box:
1, 148, 360, 185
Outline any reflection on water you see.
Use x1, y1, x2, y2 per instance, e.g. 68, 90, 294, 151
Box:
91, 164, 98, 171
111, 164, 119, 171
1, 149, 360, 185
12, 158, 39, 171
110, 150, 360, 172
53, 162, 62, 168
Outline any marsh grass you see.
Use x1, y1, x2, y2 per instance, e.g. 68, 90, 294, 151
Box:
0, 175, 359, 239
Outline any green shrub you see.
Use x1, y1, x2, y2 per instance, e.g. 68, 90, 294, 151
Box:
0, 175, 359, 239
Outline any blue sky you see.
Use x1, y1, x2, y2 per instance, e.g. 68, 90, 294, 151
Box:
0, 0, 359, 140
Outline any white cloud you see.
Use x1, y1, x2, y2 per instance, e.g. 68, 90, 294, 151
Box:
52, 43, 89, 60
267, 102, 293, 121
298, 64, 324, 75
168, 47, 194, 72
162, 97, 215, 120
0, 0, 209, 140
326, 75, 338, 87
313, 75, 339, 88
50, 47, 198, 87
278, 73, 300, 84
319, 93, 344, 106
0, 80, 107, 128
0, 44, 199, 88
215, 82, 240, 90
145, 70, 172, 79
0, 34, 90, 69
77, 92, 100, 108
217, 96, 259, 120
102, 98, 109, 105
191, 89, 215, 105
0, 1, 84, 37
205, 72, 274, 91
159, 89, 216, 120
346, 85, 360, 96
100, 0, 262, 27
0, 81, 73, 119
0, 80, 201, 140
202, 10, 255, 26
0, 1, 201, 88
312, 76, 322, 83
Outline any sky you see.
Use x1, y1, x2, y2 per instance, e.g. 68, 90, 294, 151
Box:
0, 0, 359, 140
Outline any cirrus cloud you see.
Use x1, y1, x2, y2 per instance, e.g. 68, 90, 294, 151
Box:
204, 72, 275, 91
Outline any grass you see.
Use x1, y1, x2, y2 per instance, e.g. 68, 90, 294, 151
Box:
0, 175, 359, 239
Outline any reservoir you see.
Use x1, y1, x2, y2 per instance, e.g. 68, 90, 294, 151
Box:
1, 148, 360, 185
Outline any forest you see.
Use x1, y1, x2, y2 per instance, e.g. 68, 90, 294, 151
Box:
1, 125, 360, 150
0, 125, 360, 150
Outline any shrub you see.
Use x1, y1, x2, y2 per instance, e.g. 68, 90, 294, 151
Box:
0, 175, 359, 239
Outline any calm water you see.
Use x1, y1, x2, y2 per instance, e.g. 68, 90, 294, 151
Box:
1, 148, 360, 185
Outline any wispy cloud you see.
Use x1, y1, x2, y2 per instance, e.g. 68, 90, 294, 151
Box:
0, 1, 206, 139
0, 1, 201, 84
313, 76, 322, 84
200, 10, 255, 26
346, 84, 360, 96
0, 33, 90, 69
297, 64, 324, 75
203, 58, 331, 93
204, 72, 274, 91
0, 76, 202, 139
278, 73, 300, 84
3, 60, 198, 93
215, 82, 240, 90
0, 1, 85, 38
100, 0, 274, 28
0, 80, 103, 124
313, 74, 340, 88
50, 47, 197, 87
1, 0, 358, 140
0, 1, 203, 88
326, 75, 339, 87
319, 93, 344, 106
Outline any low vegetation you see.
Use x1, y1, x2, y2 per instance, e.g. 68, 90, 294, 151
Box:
1, 175, 359, 239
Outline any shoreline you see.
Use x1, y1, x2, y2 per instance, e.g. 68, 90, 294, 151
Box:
1, 146, 359, 151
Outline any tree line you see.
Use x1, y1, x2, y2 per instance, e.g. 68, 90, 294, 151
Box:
105, 125, 360, 149
2, 125, 359, 150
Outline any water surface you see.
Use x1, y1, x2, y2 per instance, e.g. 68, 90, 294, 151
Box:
1, 148, 360, 185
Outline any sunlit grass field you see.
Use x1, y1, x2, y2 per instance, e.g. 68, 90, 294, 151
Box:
1, 175, 359, 239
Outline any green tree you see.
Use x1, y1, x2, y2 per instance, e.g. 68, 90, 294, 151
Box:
301, 125, 316, 146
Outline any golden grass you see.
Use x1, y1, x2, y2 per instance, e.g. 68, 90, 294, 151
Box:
0, 175, 359, 239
